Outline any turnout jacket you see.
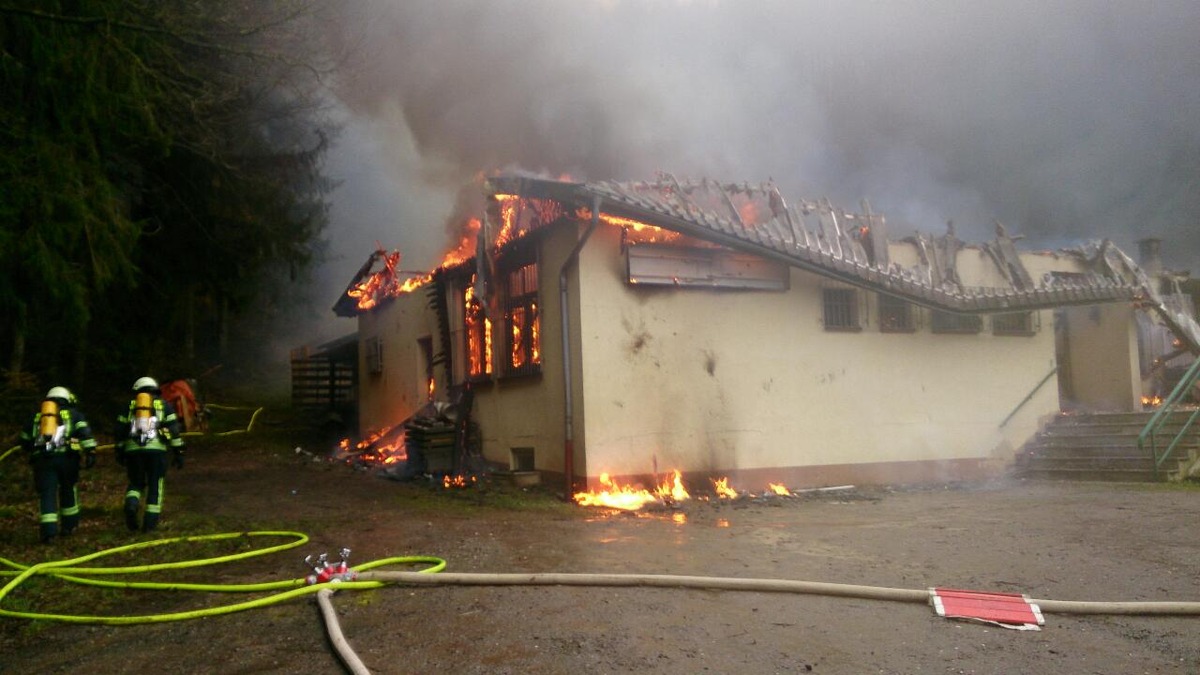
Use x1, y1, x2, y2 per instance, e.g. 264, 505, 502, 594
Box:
115, 396, 184, 454
20, 404, 98, 458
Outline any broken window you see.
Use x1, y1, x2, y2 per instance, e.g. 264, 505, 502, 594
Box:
463, 279, 493, 380
417, 336, 435, 400
504, 261, 541, 376
822, 288, 861, 331
992, 311, 1036, 336
877, 294, 915, 333
931, 310, 983, 334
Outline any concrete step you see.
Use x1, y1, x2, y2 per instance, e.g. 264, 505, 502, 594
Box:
1019, 467, 1159, 482
1014, 409, 1200, 483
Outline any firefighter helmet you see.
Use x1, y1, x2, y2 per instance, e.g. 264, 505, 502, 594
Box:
45, 386, 75, 403
132, 377, 160, 392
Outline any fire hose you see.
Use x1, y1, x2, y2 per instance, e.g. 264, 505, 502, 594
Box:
4, 532, 1200, 675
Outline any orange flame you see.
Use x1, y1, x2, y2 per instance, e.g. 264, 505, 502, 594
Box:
767, 483, 791, 496
347, 218, 482, 312
575, 208, 682, 244
337, 424, 408, 466
654, 470, 690, 503
465, 282, 493, 377
443, 474, 476, 489
1142, 395, 1163, 408
574, 470, 691, 510
574, 473, 659, 511
712, 477, 739, 499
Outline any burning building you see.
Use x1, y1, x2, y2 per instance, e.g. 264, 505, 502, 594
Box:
333, 174, 1200, 496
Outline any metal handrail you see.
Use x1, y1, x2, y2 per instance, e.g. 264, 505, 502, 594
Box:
999, 364, 1059, 429
1138, 355, 1200, 479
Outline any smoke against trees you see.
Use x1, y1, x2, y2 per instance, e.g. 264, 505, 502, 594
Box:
322, 0, 1200, 286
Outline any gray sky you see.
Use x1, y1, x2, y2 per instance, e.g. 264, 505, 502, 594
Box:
314, 0, 1200, 327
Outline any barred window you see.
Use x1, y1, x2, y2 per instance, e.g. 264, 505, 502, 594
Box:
878, 294, 915, 333
822, 288, 861, 331
931, 310, 982, 334
993, 311, 1035, 336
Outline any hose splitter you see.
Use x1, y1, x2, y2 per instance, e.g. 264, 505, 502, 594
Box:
305, 547, 357, 585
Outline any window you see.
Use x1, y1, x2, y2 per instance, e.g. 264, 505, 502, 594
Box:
931, 310, 982, 334
504, 261, 541, 375
822, 288, 861, 331
417, 336, 435, 400
993, 311, 1035, 336
510, 447, 535, 472
464, 280, 492, 379
878, 294, 915, 333
364, 336, 383, 374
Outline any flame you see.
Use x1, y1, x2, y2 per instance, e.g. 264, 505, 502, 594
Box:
427, 377, 435, 400
737, 200, 759, 225
654, 470, 690, 502
465, 282, 493, 377
441, 218, 480, 268
574, 473, 659, 510
492, 195, 567, 248
1142, 394, 1163, 408
575, 208, 682, 244
767, 483, 791, 496
336, 424, 408, 466
712, 477, 739, 499
346, 219, 482, 312
574, 470, 691, 510
443, 474, 477, 489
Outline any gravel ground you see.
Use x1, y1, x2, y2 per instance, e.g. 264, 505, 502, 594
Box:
3, 436, 1199, 674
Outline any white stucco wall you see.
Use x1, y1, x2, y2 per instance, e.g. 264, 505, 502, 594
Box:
573, 227, 1066, 487
355, 222, 1138, 490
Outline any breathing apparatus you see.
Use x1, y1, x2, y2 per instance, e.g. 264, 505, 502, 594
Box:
36, 387, 74, 452
37, 400, 66, 452
131, 378, 161, 446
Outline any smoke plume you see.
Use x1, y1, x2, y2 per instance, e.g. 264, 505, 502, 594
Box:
322, 0, 1200, 282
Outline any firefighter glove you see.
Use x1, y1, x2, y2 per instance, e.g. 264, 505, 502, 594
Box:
84, 451, 96, 469
171, 448, 184, 470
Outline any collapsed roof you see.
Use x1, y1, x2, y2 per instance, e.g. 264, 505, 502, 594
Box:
336, 174, 1200, 354
485, 175, 1200, 353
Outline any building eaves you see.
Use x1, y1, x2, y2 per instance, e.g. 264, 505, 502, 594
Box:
576, 177, 1143, 315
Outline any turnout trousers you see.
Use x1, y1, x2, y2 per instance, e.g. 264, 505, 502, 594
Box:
31, 452, 82, 541
124, 451, 168, 532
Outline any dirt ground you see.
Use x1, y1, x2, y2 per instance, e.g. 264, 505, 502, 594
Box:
3, 430, 1199, 675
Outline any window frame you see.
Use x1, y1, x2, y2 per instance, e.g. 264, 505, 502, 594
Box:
930, 309, 983, 334
463, 277, 493, 382
822, 287, 862, 332
992, 311, 1037, 336
501, 253, 542, 378
364, 336, 384, 375
877, 293, 916, 333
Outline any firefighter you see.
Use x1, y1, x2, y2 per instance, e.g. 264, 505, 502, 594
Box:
18, 386, 98, 543
115, 377, 185, 532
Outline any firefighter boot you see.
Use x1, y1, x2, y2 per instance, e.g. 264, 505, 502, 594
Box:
124, 496, 140, 532
40, 522, 57, 544
61, 514, 79, 536
142, 511, 159, 533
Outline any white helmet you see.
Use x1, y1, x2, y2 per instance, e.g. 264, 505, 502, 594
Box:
46, 386, 75, 403
133, 377, 160, 392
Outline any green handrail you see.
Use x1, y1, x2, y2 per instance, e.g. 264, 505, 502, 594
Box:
999, 364, 1059, 429
1138, 355, 1200, 479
